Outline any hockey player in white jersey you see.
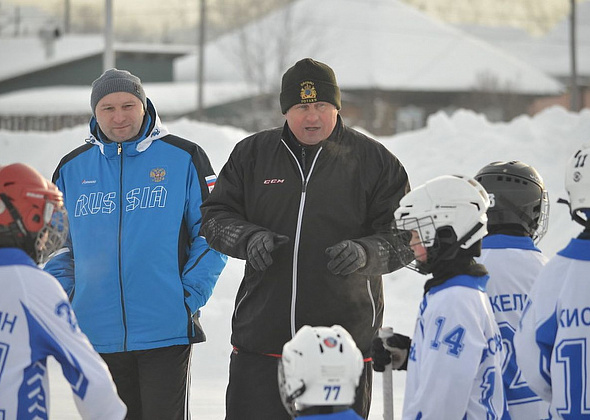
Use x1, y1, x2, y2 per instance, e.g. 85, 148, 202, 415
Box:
0, 163, 126, 419
278, 325, 365, 419
371, 175, 509, 419
514, 145, 590, 419
475, 161, 550, 419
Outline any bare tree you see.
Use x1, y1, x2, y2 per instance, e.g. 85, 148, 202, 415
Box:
206, 0, 328, 130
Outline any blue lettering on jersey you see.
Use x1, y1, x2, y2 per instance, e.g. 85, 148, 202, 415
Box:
559, 307, 590, 328
409, 341, 417, 362
0, 311, 17, 333
55, 301, 78, 332
489, 293, 527, 313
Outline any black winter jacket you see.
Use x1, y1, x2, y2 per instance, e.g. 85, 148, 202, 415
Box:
200, 117, 410, 356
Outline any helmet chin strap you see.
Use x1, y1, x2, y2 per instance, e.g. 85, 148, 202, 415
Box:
299, 405, 349, 415
496, 194, 537, 234
558, 197, 588, 227
0, 193, 37, 260
0, 193, 28, 238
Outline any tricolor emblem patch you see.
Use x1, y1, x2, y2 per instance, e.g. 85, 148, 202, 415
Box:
206, 175, 217, 193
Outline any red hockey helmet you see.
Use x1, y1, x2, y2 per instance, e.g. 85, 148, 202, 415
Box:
0, 163, 68, 264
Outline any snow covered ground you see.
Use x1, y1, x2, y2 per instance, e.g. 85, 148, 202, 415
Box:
2, 105, 589, 418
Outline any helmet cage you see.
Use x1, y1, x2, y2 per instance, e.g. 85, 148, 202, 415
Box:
35, 200, 68, 264
396, 215, 484, 274
394, 175, 489, 273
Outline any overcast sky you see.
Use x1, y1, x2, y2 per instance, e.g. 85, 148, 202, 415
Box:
3, 0, 588, 37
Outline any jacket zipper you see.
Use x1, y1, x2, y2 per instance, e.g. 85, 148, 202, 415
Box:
117, 142, 129, 350
366, 279, 377, 327
281, 139, 322, 337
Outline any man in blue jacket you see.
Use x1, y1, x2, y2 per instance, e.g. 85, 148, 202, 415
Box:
44, 68, 227, 420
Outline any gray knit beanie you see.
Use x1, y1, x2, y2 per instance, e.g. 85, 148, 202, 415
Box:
90, 68, 147, 115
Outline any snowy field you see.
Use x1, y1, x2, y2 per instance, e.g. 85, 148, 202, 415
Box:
2, 105, 590, 418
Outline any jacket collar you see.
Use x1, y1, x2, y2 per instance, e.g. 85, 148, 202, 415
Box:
482, 234, 541, 252
0, 247, 36, 267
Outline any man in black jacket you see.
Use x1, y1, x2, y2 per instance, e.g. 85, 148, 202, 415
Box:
200, 58, 410, 419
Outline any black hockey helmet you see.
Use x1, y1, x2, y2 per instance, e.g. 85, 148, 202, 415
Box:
475, 161, 549, 243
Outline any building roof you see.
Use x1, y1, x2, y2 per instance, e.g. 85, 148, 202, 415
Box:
174, 0, 563, 95
0, 34, 195, 83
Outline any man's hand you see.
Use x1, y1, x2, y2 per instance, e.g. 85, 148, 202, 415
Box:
246, 231, 289, 271
371, 333, 411, 371
325, 240, 367, 275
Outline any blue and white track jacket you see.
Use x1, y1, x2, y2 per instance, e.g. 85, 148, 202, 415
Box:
44, 100, 227, 353
0, 248, 126, 419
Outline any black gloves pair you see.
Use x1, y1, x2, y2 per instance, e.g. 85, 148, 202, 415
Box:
246, 231, 289, 271
247, 232, 367, 276
371, 332, 411, 372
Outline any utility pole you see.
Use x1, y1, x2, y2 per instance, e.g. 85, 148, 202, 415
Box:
569, 0, 580, 112
196, 0, 206, 119
103, 0, 115, 71
13, 6, 21, 36
64, 0, 70, 33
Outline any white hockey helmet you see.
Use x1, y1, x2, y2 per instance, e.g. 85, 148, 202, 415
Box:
394, 175, 490, 271
278, 325, 363, 416
564, 145, 590, 226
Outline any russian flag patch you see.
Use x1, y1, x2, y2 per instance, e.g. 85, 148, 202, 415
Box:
206, 175, 217, 193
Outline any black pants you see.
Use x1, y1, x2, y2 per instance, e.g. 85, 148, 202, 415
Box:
101, 345, 192, 420
225, 348, 372, 420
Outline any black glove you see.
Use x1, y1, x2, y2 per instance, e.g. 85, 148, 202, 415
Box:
246, 231, 289, 271
325, 240, 367, 275
371, 333, 411, 372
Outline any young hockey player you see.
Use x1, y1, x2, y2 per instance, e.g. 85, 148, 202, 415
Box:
372, 174, 508, 419
0, 163, 126, 419
278, 325, 364, 419
475, 161, 550, 419
514, 145, 590, 419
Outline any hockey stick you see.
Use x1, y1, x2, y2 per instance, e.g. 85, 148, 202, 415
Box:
379, 327, 394, 420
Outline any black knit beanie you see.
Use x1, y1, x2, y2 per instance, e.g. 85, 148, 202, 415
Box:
279, 58, 341, 114
90, 68, 147, 115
